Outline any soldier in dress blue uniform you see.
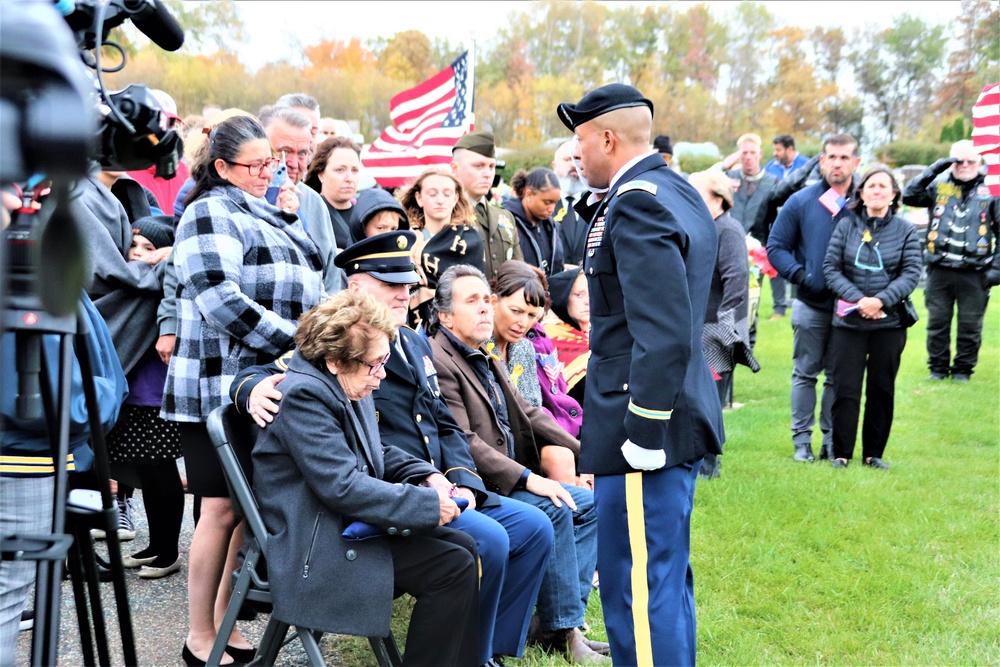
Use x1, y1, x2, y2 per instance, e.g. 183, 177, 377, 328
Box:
557, 84, 725, 667
231, 232, 553, 667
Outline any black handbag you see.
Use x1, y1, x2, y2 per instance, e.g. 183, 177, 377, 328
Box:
898, 296, 919, 328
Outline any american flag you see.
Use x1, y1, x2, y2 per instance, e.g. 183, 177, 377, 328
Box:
972, 82, 999, 196
362, 51, 475, 188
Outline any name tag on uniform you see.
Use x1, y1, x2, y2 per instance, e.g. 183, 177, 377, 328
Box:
587, 216, 606, 249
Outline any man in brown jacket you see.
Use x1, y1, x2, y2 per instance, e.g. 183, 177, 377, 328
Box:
452, 130, 524, 280
428, 264, 608, 665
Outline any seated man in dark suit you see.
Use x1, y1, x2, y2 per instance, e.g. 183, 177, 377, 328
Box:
232, 232, 554, 667
427, 264, 609, 665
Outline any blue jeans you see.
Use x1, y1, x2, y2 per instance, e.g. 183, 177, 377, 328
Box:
450, 496, 553, 661
510, 484, 597, 631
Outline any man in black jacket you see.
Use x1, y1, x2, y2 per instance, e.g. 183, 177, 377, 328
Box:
902, 140, 1000, 382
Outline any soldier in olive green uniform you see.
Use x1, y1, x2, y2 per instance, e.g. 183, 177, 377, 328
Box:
451, 130, 523, 280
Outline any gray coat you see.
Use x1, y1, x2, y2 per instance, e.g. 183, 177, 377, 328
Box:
823, 210, 921, 330
252, 351, 442, 636
73, 176, 164, 374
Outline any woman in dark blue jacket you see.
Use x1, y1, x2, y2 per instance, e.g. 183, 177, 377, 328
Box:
822, 166, 921, 470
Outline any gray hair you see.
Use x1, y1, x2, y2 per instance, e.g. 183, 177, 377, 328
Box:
258, 105, 312, 131
275, 93, 319, 112
427, 264, 489, 335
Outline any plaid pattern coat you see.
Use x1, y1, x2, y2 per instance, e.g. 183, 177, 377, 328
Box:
162, 184, 324, 422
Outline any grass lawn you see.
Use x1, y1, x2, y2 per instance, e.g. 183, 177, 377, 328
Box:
333, 288, 999, 666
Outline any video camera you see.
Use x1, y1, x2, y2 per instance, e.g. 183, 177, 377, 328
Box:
1, 3, 188, 664
1, 0, 186, 318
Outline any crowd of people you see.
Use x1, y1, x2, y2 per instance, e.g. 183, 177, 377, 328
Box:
1, 80, 997, 667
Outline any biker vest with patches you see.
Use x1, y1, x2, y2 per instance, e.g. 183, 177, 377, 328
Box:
926, 181, 996, 270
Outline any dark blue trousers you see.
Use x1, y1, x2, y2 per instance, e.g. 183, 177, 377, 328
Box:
450, 495, 553, 661
594, 460, 701, 667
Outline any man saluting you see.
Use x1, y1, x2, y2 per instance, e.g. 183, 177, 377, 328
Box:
557, 84, 724, 667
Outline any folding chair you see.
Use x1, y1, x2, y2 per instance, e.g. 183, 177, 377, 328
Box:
205, 404, 402, 667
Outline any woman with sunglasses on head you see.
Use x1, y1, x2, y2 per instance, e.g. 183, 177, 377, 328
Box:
822, 165, 921, 471
164, 115, 325, 666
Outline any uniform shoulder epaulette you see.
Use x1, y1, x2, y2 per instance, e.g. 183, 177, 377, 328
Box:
616, 180, 657, 197
275, 349, 294, 371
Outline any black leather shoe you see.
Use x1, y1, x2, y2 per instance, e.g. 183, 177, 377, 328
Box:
793, 443, 815, 463
818, 444, 831, 460
831, 459, 848, 469
225, 645, 257, 663
952, 373, 970, 383
182, 643, 245, 667
181, 644, 207, 667
927, 372, 947, 380
863, 457, 890, 470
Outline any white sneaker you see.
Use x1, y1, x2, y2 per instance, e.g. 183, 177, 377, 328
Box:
91, 498, 136, 541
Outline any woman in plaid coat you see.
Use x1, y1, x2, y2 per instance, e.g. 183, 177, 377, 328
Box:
162, 115, 324, 666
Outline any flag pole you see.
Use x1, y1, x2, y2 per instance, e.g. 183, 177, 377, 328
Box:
469, 39, 476, 131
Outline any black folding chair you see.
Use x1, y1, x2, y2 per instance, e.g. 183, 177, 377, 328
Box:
206, 404, 402, 667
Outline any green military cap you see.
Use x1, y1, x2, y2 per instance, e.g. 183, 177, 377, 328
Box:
452, 130, 495, 158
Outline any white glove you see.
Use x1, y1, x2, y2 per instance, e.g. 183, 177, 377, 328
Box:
620, 439, 666, 471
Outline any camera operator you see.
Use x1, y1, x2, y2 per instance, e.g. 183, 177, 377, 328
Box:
0, 276, 128, 664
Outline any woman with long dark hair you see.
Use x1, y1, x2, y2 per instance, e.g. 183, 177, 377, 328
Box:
502, 168, 565, 276
822, 165, 921, 470
164, 115, 325, 665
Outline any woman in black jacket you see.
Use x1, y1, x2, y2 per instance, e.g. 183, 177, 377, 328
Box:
822, 165, 921, 470
502, 168, 565, 276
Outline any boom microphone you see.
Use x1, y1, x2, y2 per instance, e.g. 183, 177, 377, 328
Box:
119, 0, 184, 52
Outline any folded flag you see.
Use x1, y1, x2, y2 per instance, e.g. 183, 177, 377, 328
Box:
819, 188, 847, 215
342, 497, 469, 540
837, 299, 859, 317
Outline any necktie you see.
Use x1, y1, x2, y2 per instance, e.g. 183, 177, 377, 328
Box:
475, 201, 487, 223
565, 196, 575, 220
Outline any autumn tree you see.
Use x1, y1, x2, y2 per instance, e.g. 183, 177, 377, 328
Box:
850, 14, 947, 143
764, 27, 833, 138
721, 1, 777, 138
934, 0, 1000, 123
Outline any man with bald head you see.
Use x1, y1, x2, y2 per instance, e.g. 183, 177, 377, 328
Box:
558, 84, 724, 666
903, 140, 1000, 381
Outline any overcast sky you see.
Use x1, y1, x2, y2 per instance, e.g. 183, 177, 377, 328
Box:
235, 0, 962, 72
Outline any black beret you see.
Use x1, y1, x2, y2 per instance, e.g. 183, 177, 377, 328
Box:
653, 135, 673, 155
452, 130, 496, 158
131, 214, 174, 249
557, 84, 654, 131
334, 230, 421, 285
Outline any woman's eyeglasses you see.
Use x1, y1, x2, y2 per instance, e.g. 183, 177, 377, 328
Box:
227, 158, 280, 177
570, 291, 587, 299
358, 351, 392, 376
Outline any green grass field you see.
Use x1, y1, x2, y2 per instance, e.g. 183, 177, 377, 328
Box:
335, 288, 999, 666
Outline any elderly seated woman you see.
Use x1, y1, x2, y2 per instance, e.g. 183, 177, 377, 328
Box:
252, 290, 480, 667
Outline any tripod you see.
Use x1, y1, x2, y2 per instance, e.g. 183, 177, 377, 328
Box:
1, 260, 137, 664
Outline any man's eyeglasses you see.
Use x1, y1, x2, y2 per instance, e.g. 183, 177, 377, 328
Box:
954, 159, 979, 166
227, 158, 280, 177
854, 241, 884, 272
358, 351, 392, 376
